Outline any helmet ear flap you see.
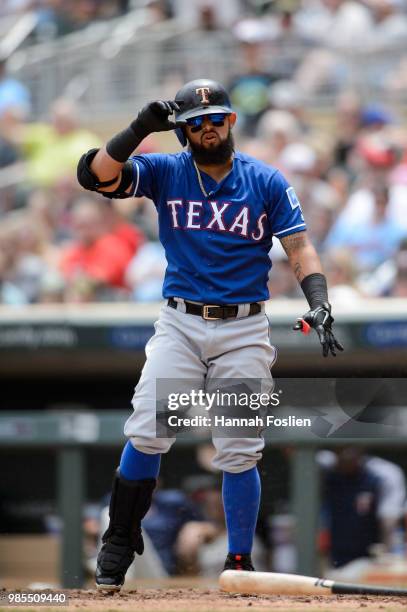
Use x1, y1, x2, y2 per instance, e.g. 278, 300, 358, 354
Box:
175, 126, 187, 147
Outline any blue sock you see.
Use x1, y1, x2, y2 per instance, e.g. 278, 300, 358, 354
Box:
119, 440, 161, 481
222, 466, 261, 554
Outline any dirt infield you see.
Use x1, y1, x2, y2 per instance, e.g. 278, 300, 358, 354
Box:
3, 588, 407, 612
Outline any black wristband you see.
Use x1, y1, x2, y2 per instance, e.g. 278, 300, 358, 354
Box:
105, 122, 143, 163
300, 273, 329, 310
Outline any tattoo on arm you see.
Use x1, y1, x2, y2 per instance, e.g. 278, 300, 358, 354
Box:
293, 262, 302, 282
279, 230, 322, 282
280, 231, 308, 255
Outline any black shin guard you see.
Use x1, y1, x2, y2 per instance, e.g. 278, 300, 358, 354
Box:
96, 472, 156, 588
102, 471, 156, 553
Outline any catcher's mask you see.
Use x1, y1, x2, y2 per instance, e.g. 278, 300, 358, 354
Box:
174, 78, 233, 147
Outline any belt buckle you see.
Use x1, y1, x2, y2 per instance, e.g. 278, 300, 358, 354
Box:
203, 305, 220, 320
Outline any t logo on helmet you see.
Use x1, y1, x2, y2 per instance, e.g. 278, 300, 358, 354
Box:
196, 87, 210, 104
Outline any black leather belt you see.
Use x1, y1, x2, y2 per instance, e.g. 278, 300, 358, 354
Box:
167, 297, 262, 320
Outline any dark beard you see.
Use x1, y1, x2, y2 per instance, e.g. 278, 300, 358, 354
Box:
188, 130, 234, 165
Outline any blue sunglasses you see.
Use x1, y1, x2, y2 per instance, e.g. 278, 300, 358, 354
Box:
186, 113, 228, 132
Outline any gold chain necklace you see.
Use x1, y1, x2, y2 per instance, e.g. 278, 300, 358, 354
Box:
193, 159, 209, 198
192, 156, 234, 199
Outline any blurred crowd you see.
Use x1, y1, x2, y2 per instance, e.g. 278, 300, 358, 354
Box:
2, 1, 407, 48
253, 91, 407, 302
0, 1, 130, 38
1, 0, 407, 305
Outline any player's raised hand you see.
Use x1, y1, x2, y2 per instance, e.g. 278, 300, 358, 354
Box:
133, 100, 186, 136
101, 100, 187, 164
293, 302, 344, 357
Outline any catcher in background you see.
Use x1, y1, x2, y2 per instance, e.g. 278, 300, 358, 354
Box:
77, 78, 343, 590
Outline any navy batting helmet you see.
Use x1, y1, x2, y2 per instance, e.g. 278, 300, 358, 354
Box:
174, 78, 233, 146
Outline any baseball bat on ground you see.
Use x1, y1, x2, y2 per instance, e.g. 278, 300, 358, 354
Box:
219, 570, 407, 597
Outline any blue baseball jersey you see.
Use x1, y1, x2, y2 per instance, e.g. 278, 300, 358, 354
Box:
130, 150, 306, 304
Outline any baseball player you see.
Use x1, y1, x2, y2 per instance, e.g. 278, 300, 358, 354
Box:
77, 78, 343, 590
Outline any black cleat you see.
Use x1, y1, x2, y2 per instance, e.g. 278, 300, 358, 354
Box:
95, 527, 138, 591
95, 472, 156, 591
223, 553, 255, 571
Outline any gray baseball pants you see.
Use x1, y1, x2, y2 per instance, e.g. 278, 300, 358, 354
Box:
124, 300, 276, 472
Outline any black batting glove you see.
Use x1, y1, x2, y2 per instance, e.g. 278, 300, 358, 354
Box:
106, 100, 187, 163
106, 100, 187, 162
293, 302, 344, 357
131, 100, 186, 139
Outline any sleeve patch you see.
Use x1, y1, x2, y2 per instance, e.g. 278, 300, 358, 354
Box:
286, 186, 300, 209
286, 186, 304, 220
